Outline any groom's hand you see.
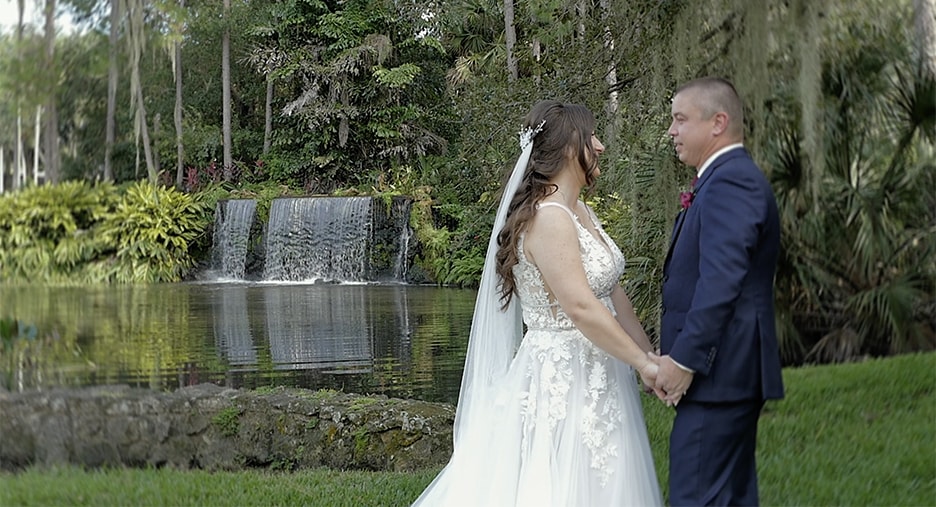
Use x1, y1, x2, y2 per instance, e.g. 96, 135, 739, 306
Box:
650, 353, 694, 406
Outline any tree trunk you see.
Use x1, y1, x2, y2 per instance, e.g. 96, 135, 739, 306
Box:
34, 106, 41, 185
15, 111, 24, 189
13, 0, 24, 190
576, 0, 586, 41
263, 78, 273, 155
136, 86, 157, 182
105, 0, 119, 183
503, 0, 518, 82
43, 0, 59, 184
599, 0, 619, 120
152, 113, 162, 178
916, 0, 936, 77
174, 0, 185, 188
222, 0, 233, 180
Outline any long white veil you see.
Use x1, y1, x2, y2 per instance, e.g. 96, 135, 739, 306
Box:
411, 122, 543, 506
451, 121, 542, 445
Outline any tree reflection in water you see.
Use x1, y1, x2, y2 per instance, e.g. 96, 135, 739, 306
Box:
0, 283, 474, 404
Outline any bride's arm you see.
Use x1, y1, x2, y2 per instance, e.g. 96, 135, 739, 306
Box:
525, 206, 654, 374
610, 285, 655, 354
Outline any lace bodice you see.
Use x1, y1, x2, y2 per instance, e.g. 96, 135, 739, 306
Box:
413, 200, 662, 505
513, 201, 626, 330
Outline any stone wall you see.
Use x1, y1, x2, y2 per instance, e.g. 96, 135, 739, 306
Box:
0, 384, 454, 472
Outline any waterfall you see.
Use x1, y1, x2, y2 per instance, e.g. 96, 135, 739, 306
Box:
210, 199, 257, 280
205, 195, 414, 283
263, 197, 374, 283
391, 199, 414, 281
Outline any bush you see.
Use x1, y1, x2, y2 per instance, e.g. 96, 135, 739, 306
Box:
0, 181, 210, 284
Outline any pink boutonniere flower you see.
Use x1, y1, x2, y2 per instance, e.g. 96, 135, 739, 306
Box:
679, 190, 694, 210
679, 175, 699, 210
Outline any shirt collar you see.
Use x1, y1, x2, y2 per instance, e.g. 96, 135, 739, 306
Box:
697, 143, 744, 179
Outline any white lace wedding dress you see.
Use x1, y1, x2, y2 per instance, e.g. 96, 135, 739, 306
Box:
413, 202, 662, 507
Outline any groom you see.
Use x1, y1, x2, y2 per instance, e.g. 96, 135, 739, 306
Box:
652, 77, 785, 506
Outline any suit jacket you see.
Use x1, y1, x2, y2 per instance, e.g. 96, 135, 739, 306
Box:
661, 147, 784, 403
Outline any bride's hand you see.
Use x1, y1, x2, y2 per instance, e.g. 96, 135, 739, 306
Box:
637, 360, 665, 399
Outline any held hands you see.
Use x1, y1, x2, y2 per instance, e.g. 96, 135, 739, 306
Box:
647, 352, 694, 407
637, 359, 666, 400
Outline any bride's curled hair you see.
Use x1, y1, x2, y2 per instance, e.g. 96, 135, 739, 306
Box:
495, 100, 599, 308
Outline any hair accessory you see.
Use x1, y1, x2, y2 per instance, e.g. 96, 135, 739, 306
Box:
519, 120, 546, 149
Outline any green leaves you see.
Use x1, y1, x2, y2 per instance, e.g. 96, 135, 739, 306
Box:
98, 181, 209, 283
373, 63, 421, 88
0, 181, 209, 284
0, 182, 116, 282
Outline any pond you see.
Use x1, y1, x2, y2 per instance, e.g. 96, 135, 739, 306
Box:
0, 282, 477, 405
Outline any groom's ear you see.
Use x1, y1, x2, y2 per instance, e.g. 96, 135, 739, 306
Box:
711, 111, 730, 136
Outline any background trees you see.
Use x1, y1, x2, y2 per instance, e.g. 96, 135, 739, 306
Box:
0, 0, 931, 364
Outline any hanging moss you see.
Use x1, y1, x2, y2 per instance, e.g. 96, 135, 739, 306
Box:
733, 0, 771, 164
796, 0, 826, 208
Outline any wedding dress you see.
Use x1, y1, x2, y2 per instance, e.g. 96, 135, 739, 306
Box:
413, 201, 662, 507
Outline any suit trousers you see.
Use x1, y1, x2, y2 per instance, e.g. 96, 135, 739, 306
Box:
668, 399, 765, 507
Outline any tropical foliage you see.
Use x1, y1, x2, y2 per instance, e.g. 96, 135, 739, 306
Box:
0, 0, 932, 364
0, 181, 208, 283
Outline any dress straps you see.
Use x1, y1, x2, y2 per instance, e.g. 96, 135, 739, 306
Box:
537, 201, 579, 223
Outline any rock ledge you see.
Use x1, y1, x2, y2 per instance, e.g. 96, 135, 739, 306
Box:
0, 384, 454, 472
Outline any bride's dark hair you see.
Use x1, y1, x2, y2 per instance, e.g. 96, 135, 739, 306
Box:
494, 100, 599, 309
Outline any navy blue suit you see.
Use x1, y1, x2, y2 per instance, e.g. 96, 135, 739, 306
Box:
661, 147, 784, 506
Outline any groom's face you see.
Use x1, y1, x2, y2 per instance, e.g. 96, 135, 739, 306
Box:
668, 90, 715, 169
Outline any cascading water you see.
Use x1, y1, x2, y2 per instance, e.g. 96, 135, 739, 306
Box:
391, 198, 414, 281
207, 195, 414, 283
263, 197, 374, 282
210, 199, 257, 280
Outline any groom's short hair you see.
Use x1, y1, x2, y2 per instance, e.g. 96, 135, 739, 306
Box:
676, 77, 744, 138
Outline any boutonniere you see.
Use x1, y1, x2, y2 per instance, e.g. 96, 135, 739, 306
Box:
679, 190, 694, 210
679, 176, 699, 210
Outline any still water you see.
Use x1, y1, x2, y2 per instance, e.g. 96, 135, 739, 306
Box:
0, 283, 477, 404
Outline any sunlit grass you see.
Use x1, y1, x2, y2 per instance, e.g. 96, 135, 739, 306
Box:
1, 352, 933, 507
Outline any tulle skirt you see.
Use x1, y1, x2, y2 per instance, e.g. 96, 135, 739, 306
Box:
412, 328, 663, 506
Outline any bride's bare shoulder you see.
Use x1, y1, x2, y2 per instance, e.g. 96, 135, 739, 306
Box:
525, 203, 578, 247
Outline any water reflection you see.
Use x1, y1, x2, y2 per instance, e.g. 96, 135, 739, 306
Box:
0, 283, 475, 404
213, 285, 257, 367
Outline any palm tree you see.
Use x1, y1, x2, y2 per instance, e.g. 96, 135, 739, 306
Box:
769, 27, 936, 363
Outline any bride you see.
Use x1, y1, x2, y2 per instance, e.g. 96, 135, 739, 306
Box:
412, 100, 663, 506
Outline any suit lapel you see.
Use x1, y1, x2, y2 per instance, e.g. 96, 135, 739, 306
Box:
664, 210, 688, 270
663, 147, 749, 272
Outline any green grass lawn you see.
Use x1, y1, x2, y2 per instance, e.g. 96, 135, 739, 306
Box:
2, 352, 933, 506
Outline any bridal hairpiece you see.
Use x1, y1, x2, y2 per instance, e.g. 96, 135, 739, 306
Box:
520, 120, 546, 149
